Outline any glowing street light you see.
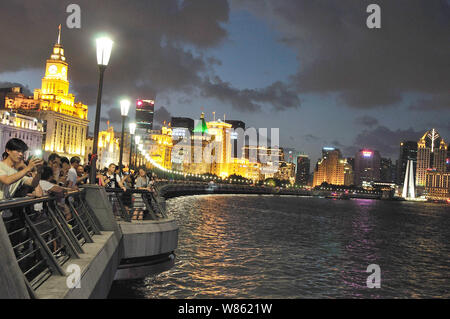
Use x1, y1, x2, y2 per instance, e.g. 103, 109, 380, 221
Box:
90, 36, 114, 184
129, 122, 136, 170
118, 99, 130, 174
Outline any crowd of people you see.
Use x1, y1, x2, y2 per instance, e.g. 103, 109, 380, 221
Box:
0, 138, 156, 221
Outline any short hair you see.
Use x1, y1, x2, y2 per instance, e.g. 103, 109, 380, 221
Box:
109, 163, 116, 169
48, 153, 60, 162
3, 139, 29, 160
41, 166, 54, 181
60, 157, 70, 165
70, 156, 81, 164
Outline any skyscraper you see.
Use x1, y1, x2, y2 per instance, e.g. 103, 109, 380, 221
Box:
295, 155, 310, 185
136, 99, 155, 133
380, 158, 394, 183
397, 141, 417, 185
354, 149, 381, 186
416, 129, 448, 186
313, 148, 345, 187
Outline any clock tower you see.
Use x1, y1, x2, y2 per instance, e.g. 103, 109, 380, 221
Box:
41, 24, 69, 97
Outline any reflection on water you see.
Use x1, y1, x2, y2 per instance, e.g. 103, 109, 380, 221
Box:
108, 195, 450, 299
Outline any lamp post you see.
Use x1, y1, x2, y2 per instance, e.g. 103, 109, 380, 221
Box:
138, 143, 144, 167
118, 99, 130, 174
135, 136, 141, 168
90, 36, 113, 184
129, 123, 136, 171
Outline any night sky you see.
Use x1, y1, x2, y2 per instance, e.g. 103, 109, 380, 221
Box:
0, 0, 449, 165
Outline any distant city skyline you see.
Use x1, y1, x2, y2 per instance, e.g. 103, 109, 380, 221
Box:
0, 1, 449, 166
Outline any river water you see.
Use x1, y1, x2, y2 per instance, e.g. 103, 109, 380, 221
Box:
108, 195, 450, 299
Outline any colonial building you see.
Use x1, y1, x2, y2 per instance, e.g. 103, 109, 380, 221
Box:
1, 26, 89, 161
85, 127, 120, 170
425, 170, 450, 201
0, 110, 44, 158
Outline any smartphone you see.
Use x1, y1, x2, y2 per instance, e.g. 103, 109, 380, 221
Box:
28, 150, 43, 161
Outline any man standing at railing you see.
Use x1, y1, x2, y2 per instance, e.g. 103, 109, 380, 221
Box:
67, 156, 81, 189
0, 139, 43, 208
103, 164, 126, 191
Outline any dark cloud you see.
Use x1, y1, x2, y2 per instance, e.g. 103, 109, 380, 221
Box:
0, 0, 300, 120
154, 106, 173, 127
201, 77, 300, 112
409, 93, 450, 112
100, 107, 122, 126
0, 82, 32, 96
234, 0, 450, 109
354, 115, 379, 127
304, 134, 320, 142
343, 126, 423, 158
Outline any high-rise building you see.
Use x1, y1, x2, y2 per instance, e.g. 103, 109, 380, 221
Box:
380, 158, 394, 183
313, 148, 345, 187
397, 141, 417, 185
2, 26, 89, 160
344, 160, 354, 186
136, 99, 155, 133
295, 155, 310, 185
354, 149, 381, 186
416, 129, 448, 186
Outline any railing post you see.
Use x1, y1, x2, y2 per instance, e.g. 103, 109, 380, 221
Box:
0, 211, 30, 299
22, 208, 65, 276
47, 203, 83, 255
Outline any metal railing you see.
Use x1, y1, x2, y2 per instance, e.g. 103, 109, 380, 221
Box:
105, 188, 168, 222
0, 190, 101, 293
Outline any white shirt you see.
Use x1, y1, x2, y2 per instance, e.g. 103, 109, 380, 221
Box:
0, 162, 32, 201
67, 167, 77, 187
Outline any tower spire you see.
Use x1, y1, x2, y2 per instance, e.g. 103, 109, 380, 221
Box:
57, 24, 62, 45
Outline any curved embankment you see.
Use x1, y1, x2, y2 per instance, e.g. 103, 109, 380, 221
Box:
153, 183, 382, 210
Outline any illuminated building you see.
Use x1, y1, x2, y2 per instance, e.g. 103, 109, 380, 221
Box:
397, 141, 417, 185
229, 158, 260, 181
136, 99, 155, 133
275, 162, 296, 183
354, 149, 381, 186
425, 170, 450, 201
313, 148, 345, 187
149, 126, 173, 170
225, 120, 246, 159
205, 117, 233, 178
3, 26, 89, 160
171, 117, 194, 141
295, 155, 310, 185
344, 160, 354, 186
0, 110, 44, 158
416, 129, 448, 186
85, 127, 120, 169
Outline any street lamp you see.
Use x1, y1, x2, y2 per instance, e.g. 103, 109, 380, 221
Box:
90, 36, 113, 184
118, 99, 130, 174
138, 143, 144, 167
135, 136, 141, 168
129, 123, 136, 170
